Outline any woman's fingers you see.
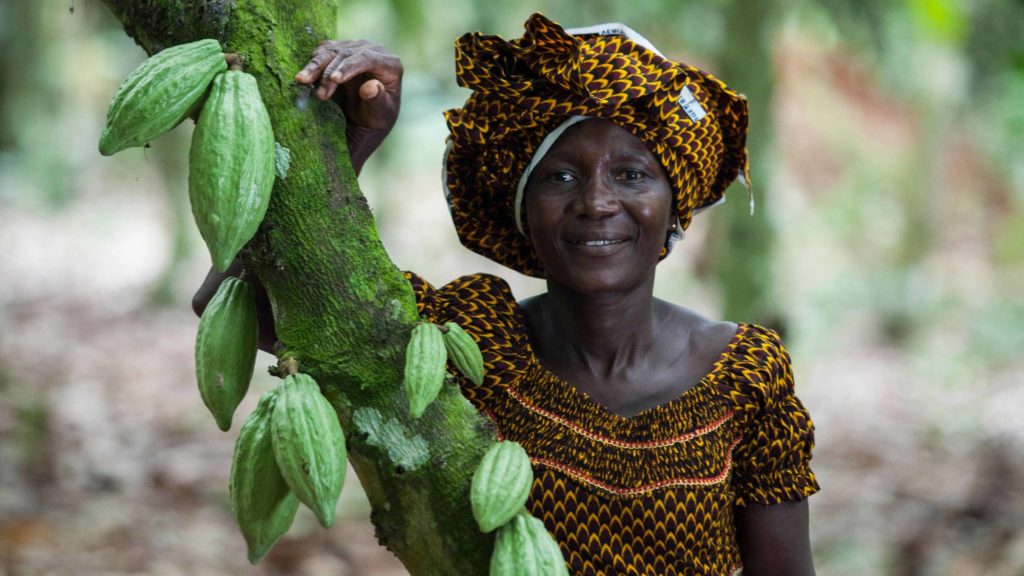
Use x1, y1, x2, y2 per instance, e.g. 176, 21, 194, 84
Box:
296, 42, 399, 97
321, 49, 400, 101
320, 51, 366, 100
319, 48, 358, 99
295, 40, 368, 89
294, 41, 340, 84
292, 40, 403, 130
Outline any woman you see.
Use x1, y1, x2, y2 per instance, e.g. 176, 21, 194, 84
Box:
199, 14, 818, 576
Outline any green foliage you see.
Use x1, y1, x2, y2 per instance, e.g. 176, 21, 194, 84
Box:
907, 0, 967, 44
969, 301, 1024, 367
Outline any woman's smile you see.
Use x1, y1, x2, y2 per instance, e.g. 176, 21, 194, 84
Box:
571, 239, 627, 246
568, 238, 629, 248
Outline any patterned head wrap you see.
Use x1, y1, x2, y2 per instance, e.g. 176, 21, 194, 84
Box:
443, 13, 751, 277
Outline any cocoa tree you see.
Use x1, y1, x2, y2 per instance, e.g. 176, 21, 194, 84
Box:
100, 0, 496, 573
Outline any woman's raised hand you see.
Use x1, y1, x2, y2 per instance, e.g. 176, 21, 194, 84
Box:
294, 40, 403, 134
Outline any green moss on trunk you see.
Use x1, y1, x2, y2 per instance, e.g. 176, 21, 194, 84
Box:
101, 1, 495, 573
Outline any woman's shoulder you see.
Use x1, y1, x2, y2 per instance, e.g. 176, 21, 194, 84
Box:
657, 299, 787, 365
402, 270, 513, 294
655, 299, 740, 367
403, 271, 518, 315
402, 270, 526, 343
727, 322, 791, 372
652, 300, 795, 403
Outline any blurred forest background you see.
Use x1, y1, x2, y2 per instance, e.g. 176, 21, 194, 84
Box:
2, 0, 1023, 574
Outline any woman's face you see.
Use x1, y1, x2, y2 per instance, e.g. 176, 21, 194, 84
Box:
524, 118, 675, 294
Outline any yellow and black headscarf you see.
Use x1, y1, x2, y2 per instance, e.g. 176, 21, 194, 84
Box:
443, 13, 751, 277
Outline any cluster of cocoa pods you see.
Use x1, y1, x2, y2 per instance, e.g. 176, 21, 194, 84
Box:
404, 325, 561, 574
190, 275, 347, 563
98, 38, 274, 273
472, 441, 568, 575
101, 39, 562, 573
99, 38, 338, 563
403, 321, 484, 418
230, 373, 346, 563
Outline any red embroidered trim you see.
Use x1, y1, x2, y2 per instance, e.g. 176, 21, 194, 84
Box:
507, 386, 733, 449
531, 437, 742, 497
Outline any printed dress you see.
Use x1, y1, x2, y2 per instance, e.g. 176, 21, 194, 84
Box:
405, 272, 819, 576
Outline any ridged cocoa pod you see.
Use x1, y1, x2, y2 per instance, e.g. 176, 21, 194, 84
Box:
490, 512, 569, 576
188, 70, 275, 272
99, 39, 225, 156
403, 323, 448, 418
443, 322, 485, 386
195, 276, 258, 431
230, 388, 299, 564
271, 373, 346, 528
471, 441, 533, 533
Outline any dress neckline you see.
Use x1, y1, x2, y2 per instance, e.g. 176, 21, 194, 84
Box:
507, 296, 749, 424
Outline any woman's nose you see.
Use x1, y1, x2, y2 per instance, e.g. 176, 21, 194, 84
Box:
574, 177, 620, 218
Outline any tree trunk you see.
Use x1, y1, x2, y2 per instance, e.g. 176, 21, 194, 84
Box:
100, 1, 495, 573
713, 0, 783, 330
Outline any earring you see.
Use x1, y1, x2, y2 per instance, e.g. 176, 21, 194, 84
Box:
664, 220, 682, 254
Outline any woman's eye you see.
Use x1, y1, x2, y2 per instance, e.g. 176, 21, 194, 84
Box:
548, 171, 575, 183
618, 169, 646, 182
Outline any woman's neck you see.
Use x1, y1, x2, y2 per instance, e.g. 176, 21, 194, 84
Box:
533, 278, 661, 378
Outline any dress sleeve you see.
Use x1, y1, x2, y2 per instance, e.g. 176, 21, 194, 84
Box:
729, 325, 819, 507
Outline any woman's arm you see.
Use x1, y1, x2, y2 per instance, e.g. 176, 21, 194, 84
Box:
735, 500, 816, 576
294, 39, 403, 175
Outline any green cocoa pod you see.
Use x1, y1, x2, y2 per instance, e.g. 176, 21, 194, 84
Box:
195, 276, 258, 431
490, 512, 569, 576
230, 388, 299, 565
403, 323, 448, 419
443, 322, 485, 386
188, 70, 275, 272
271, 373, 346, 528
99, 38, 226, 156
471, 441, 533, 533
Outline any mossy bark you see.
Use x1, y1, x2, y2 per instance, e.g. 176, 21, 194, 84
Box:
100, 1, 496, 573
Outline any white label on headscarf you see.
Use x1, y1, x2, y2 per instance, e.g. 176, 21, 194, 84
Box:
567, 23, 625, 37
565, 22, 666, 58
678, 86, 707, 122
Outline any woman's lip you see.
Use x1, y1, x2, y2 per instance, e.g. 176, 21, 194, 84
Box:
566, 233, 631, 245
567, 238, 629, 247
